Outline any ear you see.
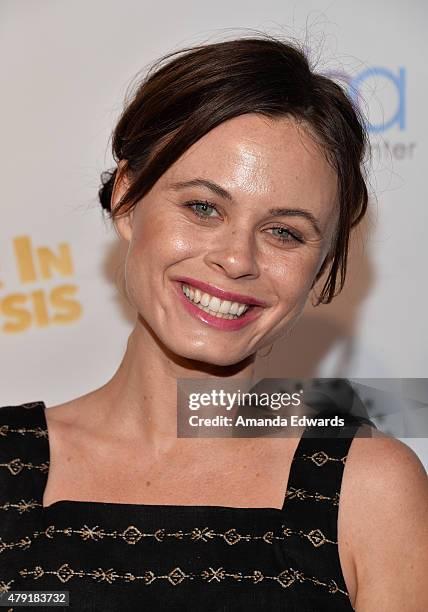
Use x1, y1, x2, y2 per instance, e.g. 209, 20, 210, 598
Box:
111, 160, 134, 243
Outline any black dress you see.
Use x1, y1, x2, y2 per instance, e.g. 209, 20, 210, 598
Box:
0, 401, 365, 611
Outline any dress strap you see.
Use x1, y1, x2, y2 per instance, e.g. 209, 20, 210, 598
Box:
0, 401, 49, 513
281, 416, 362, 517
277, 416, 365, 604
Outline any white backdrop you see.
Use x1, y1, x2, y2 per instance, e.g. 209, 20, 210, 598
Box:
1, 1, 427, 467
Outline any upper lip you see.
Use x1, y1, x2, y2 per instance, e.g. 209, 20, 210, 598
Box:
173, 276, 267, 307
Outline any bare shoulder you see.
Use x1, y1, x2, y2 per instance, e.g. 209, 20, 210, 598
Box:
44, 392, 104, 450
347, 422, 428, 478
45, 389, 104, 427
345, 423, 427, 490
341, 423, 428, 611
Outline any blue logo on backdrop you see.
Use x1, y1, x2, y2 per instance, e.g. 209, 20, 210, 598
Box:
324, 67, 406, 133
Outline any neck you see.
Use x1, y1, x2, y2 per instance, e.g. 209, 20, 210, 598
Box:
91, 316, 259, 455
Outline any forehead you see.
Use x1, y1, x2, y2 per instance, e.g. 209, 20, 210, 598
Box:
160, 113, 338, 217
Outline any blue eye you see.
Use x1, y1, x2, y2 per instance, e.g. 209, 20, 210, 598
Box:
268, 226, 303, 244
184, 200, 220, 219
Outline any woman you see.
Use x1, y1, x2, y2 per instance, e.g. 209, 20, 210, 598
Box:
1, 35, 427, 611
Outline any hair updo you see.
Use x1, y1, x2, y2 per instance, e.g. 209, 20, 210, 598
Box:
98, 34, 370, 305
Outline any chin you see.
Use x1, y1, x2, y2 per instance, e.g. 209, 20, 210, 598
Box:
172, 343, 249, 368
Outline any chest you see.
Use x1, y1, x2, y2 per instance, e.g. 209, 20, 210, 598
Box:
43, 434, 298, 508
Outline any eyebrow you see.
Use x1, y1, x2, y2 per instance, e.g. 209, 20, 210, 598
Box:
168, 178, 322, 237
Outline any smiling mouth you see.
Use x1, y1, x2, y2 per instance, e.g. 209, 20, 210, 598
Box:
181, 283, 255, 320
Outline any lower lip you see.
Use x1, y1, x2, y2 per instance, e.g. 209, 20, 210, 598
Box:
171, 281, 264, 331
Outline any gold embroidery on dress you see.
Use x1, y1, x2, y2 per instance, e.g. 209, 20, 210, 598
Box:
0, 580, 14, 593
296, 451, 348, 466
0, 458, 49, 476
0, 499, 42, 513
17, 562, 349, 597
285, 487, 340, 506
0, 522, 337, 554
0, 425, 48, 439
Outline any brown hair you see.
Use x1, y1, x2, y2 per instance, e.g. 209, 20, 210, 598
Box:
99, 34, 370, 305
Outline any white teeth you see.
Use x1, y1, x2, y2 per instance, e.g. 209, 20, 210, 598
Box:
229, 302, 239, 315
181, 283, 251, 318
219, 300, 232, 314
237, 304, 246, 316
200, 293, 210, 307
208, 296, 221, 313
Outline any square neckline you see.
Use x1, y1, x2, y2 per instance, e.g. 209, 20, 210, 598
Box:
38, 401, 311, 514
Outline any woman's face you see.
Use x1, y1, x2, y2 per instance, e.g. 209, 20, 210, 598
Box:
114, 114, 339, 366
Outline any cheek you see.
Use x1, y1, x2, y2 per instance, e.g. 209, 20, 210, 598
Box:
265, 258, 317, 342
123, 214, 198, 308
132, 207, 200, 260
267, 253, 319, 304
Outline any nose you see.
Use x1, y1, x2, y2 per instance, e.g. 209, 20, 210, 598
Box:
203, 226, 260, 280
